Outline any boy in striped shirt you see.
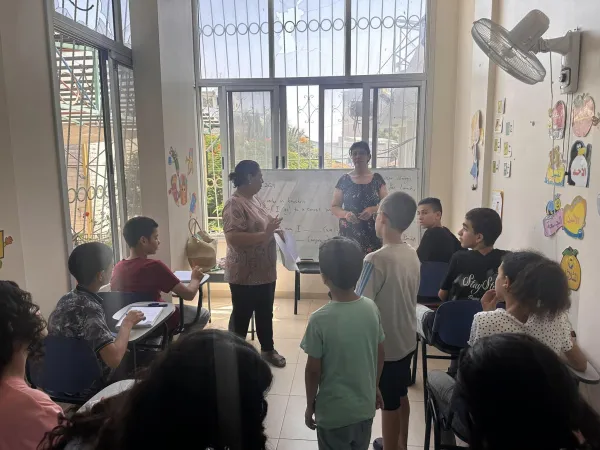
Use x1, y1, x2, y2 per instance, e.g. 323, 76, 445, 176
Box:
356, 192, 420, 450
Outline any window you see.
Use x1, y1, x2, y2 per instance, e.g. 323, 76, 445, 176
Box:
117, 65, 141, 218
201, 88, 224, 233
198, 0, 270, 78
120, 0, 131, 48
274, 0, 346, 77
194, 0, 428, 233
55, 33, 114, 247
54, 0, 115, 39
351, 0, 426, 75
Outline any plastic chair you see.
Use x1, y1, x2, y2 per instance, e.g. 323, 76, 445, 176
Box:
418, 261, 449, 300
294, 260, 321, 315
421, 300, 482, 407
412, 262, 450, 384
26, 336, 103, 405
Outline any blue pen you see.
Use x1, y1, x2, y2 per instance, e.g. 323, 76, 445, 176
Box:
148, 303, 168, 307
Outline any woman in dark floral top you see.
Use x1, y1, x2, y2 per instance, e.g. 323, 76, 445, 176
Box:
331, 141, 388, 254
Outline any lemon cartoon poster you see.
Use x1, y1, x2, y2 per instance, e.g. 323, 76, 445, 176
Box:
560, 247, 581, 291
563, 196, 587, 240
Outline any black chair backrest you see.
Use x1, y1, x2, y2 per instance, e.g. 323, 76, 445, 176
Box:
27, 336, 102, 397
432, 299, 483, 348
98, 291, 155, 332
418, 261, 449, 298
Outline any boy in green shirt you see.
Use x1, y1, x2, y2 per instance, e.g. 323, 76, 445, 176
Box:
301, 237, 385, 450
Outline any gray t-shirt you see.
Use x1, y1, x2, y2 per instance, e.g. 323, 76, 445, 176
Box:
356, 243, 420, 361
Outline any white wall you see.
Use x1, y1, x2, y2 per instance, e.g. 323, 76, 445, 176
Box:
0, 0, 70, 316
130, 0, 202, 270
450, 0, 600, 408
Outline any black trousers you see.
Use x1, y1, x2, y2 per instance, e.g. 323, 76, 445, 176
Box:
229, 282, 276, 352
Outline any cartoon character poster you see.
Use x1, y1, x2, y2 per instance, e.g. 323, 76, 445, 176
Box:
567, 141, 592, 187
550, 100, 566, 140
563, 196, 587, 240
560, 247, 581, 291
167, 147, 191, 206
470, 111, 482, 190
186, 148, 194, 175
0, 230, 14, 270
545, 146, 566, 186
572, 94, 595, 138
542, 194, 563, 237
190, 193, 198, 216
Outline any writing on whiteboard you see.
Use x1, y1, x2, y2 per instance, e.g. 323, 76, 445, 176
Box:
257, 169, 420, 260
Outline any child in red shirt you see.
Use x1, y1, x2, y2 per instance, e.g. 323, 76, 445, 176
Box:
111, 216, 210, 329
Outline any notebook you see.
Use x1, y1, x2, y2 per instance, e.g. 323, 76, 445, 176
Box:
115, 306, 163, 329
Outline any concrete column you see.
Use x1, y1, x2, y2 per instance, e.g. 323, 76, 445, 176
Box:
129, 0, 202, 270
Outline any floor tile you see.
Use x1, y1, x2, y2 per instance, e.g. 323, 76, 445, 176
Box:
274, 299, 310, 319
272, 338, 302, 364
268, 438, 279, 450
270, 363, 297, 395
308, 299, 330, 314
277, 439, 319, 450
407, 370, 425, 403
273, 318, 308, 339
280, 395, 317, 440
290, 362, 305, 396
266, 394, 289, 439
369, 399, 428, 447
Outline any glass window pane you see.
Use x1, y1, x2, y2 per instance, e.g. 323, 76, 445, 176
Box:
351, 0, 426, 75
117, 66, 141, 218
197, 0, 269, 79
201, 88, 224, 233
55, 32, 113, 247
323, 88, 371, 169
375, 87, 418, 168
121, 0, 131, 48
274, 0, 345, 77
230, 91, 273, 169
54, 0, 115, 40
286, 86, 319, 169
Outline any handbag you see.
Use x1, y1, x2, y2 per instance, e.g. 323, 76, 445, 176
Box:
186, 218, 217, 271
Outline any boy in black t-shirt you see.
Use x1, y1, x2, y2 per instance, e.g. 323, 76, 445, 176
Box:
417, 208, 506, 342
416, 198, 461, 264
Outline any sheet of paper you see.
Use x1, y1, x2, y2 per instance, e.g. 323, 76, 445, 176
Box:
275, 231, 300, 271
116, 306, 163, 329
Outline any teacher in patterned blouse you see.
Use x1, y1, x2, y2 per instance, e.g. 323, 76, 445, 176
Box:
331, 141, 388, 254
222, 160, 286, 368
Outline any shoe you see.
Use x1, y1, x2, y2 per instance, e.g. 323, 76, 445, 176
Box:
373, 437, 383, 450
262, 349, 286, 368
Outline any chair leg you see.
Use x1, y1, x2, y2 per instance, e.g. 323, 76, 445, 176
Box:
433, 403, 442, 450
424, 394, 432, 450
207, 283, 212, 323
410, 336, 419, 386
422, 340, 429, 409
294, 271, 300, 315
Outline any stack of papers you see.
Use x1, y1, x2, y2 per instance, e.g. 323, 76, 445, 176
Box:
116, 306, 163, 329
274, 230, 300, 271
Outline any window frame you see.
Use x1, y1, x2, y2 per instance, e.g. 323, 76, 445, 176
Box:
192, 0, 434, 234
47, 0, 136, 266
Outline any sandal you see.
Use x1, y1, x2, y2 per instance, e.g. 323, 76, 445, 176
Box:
262, 349, 286, 368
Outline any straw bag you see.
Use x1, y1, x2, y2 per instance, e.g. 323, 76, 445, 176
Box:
186, 218, 217, 270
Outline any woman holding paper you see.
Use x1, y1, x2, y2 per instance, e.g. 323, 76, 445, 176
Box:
222, 160, 286, 368
331, 141, 388, 254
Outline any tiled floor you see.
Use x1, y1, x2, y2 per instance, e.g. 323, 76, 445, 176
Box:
206, 295, 451, 450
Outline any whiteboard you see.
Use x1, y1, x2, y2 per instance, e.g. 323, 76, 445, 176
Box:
256, 169, 420, 260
